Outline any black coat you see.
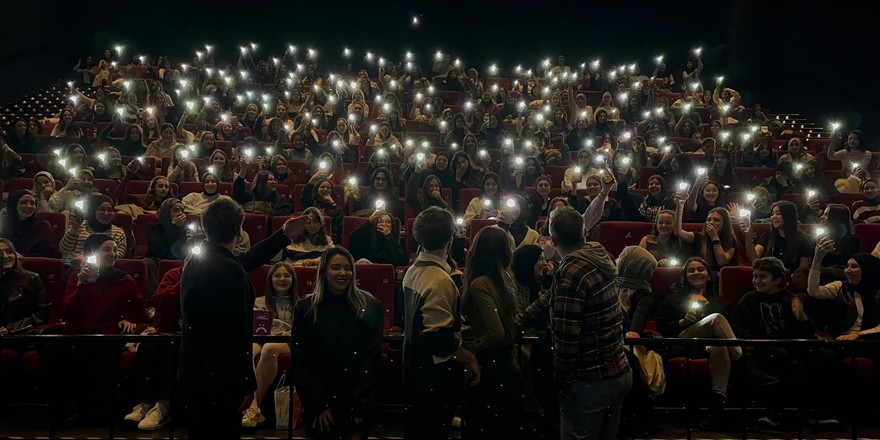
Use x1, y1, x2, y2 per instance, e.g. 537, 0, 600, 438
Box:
179, 230, 290, 402
349, 220, 409, 266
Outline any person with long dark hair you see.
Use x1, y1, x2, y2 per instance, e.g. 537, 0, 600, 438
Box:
463, 172, 502, 224
655, 257, 745, 430
99, 119, 146, 156
406, 171, 449, 216
0, 239, 48, 336
302, 177, 344, 242
5, 118, 38, 154
742, 201, 813, 289
0, 190, 61, 258
349, 209, 408, 266
815, 204, 860, 284
232, 168, 293, 217
291, 247, 383, 440
282, 207, 334, 267
145, 198, 187, 260
242, 262, 298, 428
353, 167, 400, 219
115, 174, 174, 213
674, 194, 739, 270
461, 227, 526, 438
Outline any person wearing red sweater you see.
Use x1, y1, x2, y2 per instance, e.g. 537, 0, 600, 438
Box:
50, 233, 145, 424
122, 266, 181, 430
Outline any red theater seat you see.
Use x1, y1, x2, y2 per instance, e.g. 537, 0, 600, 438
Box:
36, 212, 67, 252
115, 259, 149, 299
133, 213, 157, 258
243, 213, 268, 243
854, 224, 880, 253
355, 264, 397, 332
20, 257, 65, 324
469, 218, 498, 242
598, 222, 652, 258
294, 267, 318, 298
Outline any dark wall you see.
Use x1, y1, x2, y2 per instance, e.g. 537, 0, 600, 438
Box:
2, 0, 876, 143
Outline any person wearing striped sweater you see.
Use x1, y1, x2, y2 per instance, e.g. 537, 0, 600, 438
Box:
59, 194, 127, 267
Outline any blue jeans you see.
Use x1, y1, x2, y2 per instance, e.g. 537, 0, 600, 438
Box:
558, 369, 632, 440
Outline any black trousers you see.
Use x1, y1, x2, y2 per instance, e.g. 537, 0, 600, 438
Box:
184, 392, 243, 440
404, 361, 463, 440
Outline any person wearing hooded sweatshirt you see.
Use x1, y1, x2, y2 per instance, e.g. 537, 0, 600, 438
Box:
853, 179, 880, 224
614, 246, 661, 437
543, 206, 631, 440
59, 194, 127, 267
0, 190, 61, 258
181, 172, 234, 214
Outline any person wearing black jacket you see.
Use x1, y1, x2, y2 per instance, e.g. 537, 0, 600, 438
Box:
145, 198, 187, 260
291, 247, 384, 439
348, 210, 408, 266
179, 199, 305, 439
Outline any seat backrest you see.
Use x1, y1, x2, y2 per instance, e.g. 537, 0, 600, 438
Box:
469, 218, 498, 242
7, 177, 33, 193
458, 188, 482, 214
719, 266, 755, 311
36, 212, 67, 251
835, 192, 863, 212
733, 167, 775, 188
133, 213, 158, 258
243, 213, 268, 243
92, 179, 117, 196
112, 213, 135, 258
649, 268, 682, 318
158, 259, 184, 281
115, 259, 149, 299
854, 223, 880, 253
355, 263, 397, 331
20, 257, 66, 323
598, 221, 652, 258
248, 264, 273, 298
294, 267, 318, 298
342, 216, 369, 248
271, 215, 331, 233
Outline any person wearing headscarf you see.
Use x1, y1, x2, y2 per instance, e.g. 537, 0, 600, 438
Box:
809, 242, 880, 340
145, 198, 188, 260
59, 194, 127, 266
0, 190, 61, 258
181, 172, 234, 214
32, 171, 57, 212
615, 246, 659, 339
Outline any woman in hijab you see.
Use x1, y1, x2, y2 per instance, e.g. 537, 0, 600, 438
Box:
0, 190, 61, 258
59, 194, 127, 267
181, 172, 234, 214
615, 246, 662, 437
809, 242, 880, 341
145, 198, 187, 260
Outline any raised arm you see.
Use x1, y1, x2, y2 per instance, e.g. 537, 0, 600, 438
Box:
808, 238, 840, 299
673, 194, 696, 244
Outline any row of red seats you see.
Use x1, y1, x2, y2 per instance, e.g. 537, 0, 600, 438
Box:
5, 258, 396, 376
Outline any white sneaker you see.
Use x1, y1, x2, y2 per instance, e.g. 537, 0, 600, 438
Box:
241, 407, 265, 428
124, 402, 152, 423
138, 402, 169, 431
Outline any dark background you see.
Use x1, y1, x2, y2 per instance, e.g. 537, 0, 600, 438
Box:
3, 0, 877, 143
